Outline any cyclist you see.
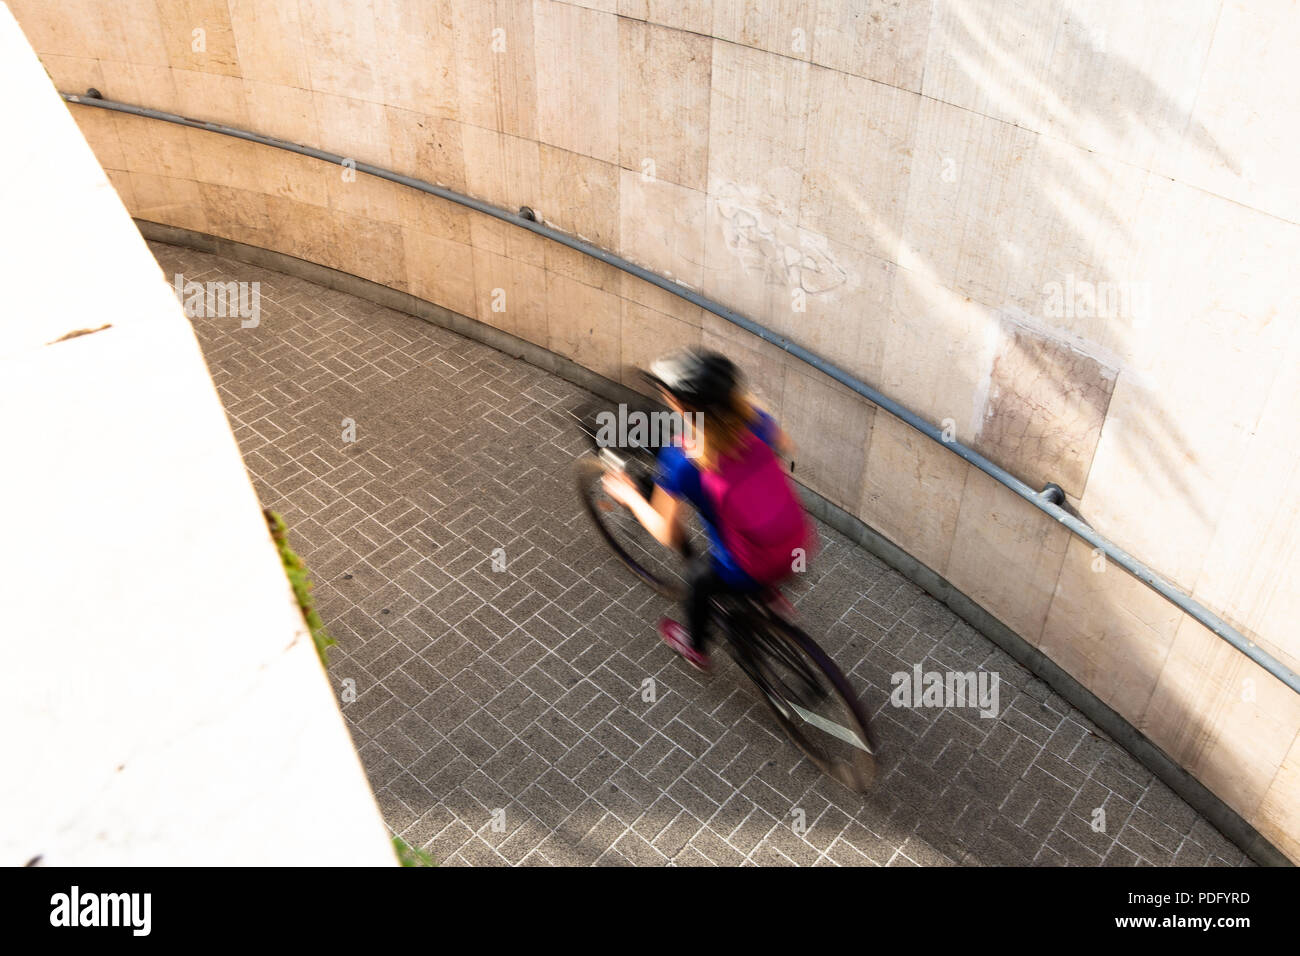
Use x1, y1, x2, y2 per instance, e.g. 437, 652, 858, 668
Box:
601, 349, 811, 672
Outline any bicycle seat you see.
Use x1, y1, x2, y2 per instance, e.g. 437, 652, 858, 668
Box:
711, 585, 794, 620
761, 587, 796, 619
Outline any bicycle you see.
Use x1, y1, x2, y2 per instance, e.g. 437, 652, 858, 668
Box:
570, 399, 879, 793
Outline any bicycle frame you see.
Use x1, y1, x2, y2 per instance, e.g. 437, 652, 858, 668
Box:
713, 595, 814, 698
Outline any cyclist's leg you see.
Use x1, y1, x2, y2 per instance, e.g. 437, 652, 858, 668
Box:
684, 554, 728, 654
683, 555, 765, 652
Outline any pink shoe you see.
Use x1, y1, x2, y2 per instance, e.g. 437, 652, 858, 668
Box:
658, 618, 711, 673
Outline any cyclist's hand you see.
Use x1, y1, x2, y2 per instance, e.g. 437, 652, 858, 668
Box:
601, 468, 640, 506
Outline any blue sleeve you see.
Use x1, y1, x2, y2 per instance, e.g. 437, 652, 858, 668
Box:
753, 408, 778, 448
655, 445, 702, 503
654, 445, 689, 495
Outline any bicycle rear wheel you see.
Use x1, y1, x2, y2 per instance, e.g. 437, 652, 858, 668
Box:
574, 453, 698, 600
731, 608, 878, 792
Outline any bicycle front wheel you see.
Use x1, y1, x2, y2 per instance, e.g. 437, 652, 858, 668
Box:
738, 612, 878, 792
574, 454, 696, 600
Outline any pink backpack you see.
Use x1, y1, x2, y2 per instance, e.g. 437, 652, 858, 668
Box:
700, 432, 812, 584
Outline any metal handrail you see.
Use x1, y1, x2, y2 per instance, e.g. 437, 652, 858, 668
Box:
61, 90, 1299, 695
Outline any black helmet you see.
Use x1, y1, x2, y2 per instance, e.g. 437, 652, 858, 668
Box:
644, 349, 739, 410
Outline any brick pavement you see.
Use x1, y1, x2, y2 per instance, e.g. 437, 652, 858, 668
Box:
154, 240, 1251, 867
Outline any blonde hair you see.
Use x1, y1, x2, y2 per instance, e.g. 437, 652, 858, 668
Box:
694, 389, 761, 472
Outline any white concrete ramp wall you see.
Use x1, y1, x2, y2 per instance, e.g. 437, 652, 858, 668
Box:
0, 5, 394, 865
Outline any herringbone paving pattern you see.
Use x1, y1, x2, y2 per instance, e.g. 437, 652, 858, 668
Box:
156, 241, 1251, 867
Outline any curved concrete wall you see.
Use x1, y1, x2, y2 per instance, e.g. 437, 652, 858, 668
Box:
13, 0, 1299, 859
